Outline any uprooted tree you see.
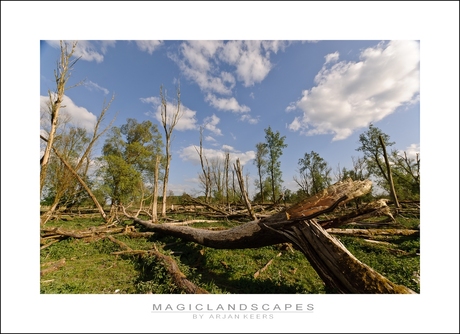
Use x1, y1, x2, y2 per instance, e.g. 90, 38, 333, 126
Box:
130, 178, 416, 294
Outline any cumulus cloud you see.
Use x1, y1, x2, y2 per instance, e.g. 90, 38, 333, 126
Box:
219, 40, 280, 87
141, 96, 198, 131
203, 114, 222, 136
205, 94, 250, 113
135, 40, 163, 54
222, 144, 234, 152
170, 40, 290, 119
324, 51, 339, 64
40, 94, 97, 132
287, 40, 420, 141
180, 145, 255, 166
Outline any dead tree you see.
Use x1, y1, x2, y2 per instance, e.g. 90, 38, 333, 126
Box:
160, 84, 182, 217
379, 135, 400, 209
233, 158, 257, 220
132, 179, 415, 294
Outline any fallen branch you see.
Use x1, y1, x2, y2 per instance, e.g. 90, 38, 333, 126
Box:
254, 252, 282, 279
327, 228, 420, 237
182, 194, 229, 216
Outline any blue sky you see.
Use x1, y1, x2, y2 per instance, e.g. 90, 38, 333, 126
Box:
2, 2, 459, 333
40, 39, 420, 197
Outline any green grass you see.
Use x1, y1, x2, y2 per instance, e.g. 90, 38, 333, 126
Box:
40, 214, 419, 294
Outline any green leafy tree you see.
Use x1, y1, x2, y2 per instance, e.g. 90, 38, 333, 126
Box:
42, 126, 91, 208
390, 150, 420, 200
356, 123, 395, 192
356, 124, 419, 200
99, 118, 163, 206
294, 151, 332, 196
264, 126, 287, 203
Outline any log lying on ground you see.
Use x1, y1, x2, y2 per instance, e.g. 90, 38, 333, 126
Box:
133, 179, 416, 293
327, 228, 420, 237
134, 179, 373, 249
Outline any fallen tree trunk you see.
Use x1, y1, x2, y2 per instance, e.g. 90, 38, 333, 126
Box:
265, 220, 415, 293
133, 179, 416, 293
327, 228, 420, 237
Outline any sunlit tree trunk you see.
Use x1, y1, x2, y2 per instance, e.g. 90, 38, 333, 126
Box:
151, 155, 160, 222
40, 41, 79, 196
160, 84, 182, 217
379, 135, 400, 208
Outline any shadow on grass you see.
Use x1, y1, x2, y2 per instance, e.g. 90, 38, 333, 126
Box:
131, 233, 324, 294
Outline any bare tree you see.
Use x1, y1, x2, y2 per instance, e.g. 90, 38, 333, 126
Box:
195, 126, 212, 202
150, 155, 161, 222
224, 150, 230, 205
160, 83, 183, 217
379, 135, 400, 208
233, 159, 256, 220
40, 41, 82, 196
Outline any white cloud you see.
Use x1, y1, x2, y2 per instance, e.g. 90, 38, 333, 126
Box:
171, 41, 233, 95
287, 117, 301, 131
85, 81, 109, 95
141, 97, 198, 131
287, 40, 420, 141
203, 114, 222, 136
40, 94, 97, 132
170, 40, 289, 118
222, 144, 234, 152
220, 40, 274, 87
135, 40, 163, 54
140, 96, 160, 105
205, 94, 250, 113
324, 51, 339, 64
240, 114, 259, 124
180, 145, 255, 166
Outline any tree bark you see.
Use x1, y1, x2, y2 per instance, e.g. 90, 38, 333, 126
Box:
132, 179, 415, 294
40, 41, 79, 196
151, 155, 160, 222
379, 135, 400, 208
265, 219, 415, 293
234, 159, 257, 220
327, 228, 419, 237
